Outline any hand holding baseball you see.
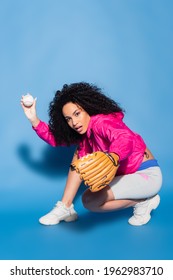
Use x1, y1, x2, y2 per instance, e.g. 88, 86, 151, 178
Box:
22, 93, 34, 107
21, 93, 40, 127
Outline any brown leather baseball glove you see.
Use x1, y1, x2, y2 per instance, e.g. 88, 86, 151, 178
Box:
70, 151, 119, 192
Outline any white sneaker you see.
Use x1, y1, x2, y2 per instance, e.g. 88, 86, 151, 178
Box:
128, 194, 160, 226
39, 201, 78, 225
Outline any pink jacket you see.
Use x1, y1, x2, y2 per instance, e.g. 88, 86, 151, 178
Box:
33, 112, 146, 175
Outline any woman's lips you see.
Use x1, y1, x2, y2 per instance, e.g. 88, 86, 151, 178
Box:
75, 126, 83, 133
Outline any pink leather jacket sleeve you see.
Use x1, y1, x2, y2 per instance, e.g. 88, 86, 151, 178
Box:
32, 120, 57, 147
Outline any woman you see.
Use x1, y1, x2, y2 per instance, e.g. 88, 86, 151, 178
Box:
21, 82, 162, 226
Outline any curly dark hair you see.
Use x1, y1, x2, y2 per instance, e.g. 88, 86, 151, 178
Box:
48, 82, 124, 146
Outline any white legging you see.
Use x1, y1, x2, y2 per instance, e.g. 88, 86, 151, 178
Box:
110, 166, 162, 200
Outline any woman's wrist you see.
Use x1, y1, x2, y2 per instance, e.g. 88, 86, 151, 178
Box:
30, 117, 40, 127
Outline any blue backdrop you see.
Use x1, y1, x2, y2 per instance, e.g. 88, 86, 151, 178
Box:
0, 0, 172, 260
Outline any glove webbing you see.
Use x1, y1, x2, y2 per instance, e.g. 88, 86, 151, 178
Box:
105, 152, 119, 167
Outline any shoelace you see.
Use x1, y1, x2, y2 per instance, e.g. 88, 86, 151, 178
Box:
133, 202, 148, 217
133, 206, 142, 217
56, 201, 73, 211
48, 202, 65, 213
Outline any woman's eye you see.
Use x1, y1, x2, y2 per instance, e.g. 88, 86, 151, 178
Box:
75, 111, 80, 116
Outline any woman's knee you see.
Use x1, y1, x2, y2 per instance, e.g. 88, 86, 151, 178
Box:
82, 187, 110, 211
82, 190, 96, 210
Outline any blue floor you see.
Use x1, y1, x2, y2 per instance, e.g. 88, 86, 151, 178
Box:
0, 187, 172, 260
0, 146, 172, 260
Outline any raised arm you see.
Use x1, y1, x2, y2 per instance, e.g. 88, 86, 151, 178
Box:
21, 96, 40, 127
20, 96, 57, 146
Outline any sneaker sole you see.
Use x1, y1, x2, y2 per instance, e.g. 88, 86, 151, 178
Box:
39, 213, 78, 225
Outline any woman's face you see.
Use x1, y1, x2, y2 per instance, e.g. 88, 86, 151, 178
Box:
62, 102, 90, 134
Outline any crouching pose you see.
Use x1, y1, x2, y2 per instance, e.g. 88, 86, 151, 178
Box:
21, 82, 162, 226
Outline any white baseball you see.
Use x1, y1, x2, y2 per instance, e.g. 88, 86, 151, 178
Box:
23, 94, 34, 107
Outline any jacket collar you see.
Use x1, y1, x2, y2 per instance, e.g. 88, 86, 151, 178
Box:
86, 112, 124, 138
86, 115, 98, 138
